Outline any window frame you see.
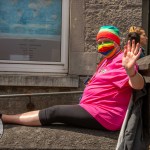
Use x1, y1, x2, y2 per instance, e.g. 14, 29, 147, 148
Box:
0, 0, 69, 73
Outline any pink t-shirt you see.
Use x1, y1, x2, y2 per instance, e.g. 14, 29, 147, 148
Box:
79, 52, 133, 131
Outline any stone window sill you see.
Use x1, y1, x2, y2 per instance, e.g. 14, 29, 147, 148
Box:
0, 72, 79, 87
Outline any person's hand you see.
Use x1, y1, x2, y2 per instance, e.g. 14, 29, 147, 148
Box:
122, 40, 141, 76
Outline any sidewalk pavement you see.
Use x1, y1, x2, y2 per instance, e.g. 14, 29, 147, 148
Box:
0, 124, 119, 150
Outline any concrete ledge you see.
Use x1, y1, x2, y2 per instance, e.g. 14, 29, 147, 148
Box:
0, 73, 79, 87
137, 55, 150, 83
137, 55, 150, 71
0, 124, 119, 150
0, 93, 82, 114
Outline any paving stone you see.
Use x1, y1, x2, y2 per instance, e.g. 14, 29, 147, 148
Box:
0, 124, 119, 150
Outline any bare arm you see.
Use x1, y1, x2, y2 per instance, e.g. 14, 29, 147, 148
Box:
122, 40, 144, 90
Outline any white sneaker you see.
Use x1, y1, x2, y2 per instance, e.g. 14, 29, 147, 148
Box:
0, 118, 3, 139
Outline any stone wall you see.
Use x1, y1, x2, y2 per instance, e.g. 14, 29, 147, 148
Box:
69, 0, 142, 75
84, 0, 142, 58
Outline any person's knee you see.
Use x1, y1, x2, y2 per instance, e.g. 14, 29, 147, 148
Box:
47, 105, 59, 119
41, 105, 61, 124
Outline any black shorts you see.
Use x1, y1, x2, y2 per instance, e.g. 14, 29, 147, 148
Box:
39, 104, 106, 130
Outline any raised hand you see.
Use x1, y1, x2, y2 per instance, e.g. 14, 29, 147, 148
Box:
122, 40, 141, 71
122, 40, 144, 89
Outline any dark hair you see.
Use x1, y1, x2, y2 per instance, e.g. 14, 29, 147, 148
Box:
127, 32, 140, 45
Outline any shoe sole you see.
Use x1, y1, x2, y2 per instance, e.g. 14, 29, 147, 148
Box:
0, 119, 3, 139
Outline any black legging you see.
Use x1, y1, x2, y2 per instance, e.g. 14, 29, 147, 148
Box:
39, 105, 106, 130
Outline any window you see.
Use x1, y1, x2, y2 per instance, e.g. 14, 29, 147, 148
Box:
0, 0, 69, 73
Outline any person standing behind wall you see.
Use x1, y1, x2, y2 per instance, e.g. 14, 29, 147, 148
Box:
128, 26, 148, 57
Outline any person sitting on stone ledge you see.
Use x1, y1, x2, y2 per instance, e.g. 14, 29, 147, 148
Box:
0, 25, 146, 132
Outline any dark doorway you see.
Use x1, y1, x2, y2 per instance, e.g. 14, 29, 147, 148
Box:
142, 0, 150, 55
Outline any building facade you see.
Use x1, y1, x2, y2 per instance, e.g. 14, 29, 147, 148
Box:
0, 0, 149, 114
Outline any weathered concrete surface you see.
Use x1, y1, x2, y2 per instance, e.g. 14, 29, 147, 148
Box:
0, 124, 119, 150
0, 74, 79, 88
